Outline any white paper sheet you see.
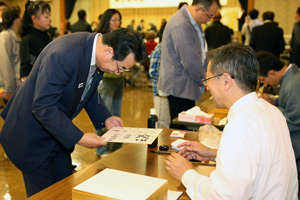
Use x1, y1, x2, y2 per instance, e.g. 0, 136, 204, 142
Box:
102, 127, 162, 144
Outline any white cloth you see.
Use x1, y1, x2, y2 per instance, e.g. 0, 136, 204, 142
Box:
182, 92, 298, 200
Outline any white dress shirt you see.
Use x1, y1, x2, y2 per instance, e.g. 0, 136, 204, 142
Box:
182, 92, 298, 200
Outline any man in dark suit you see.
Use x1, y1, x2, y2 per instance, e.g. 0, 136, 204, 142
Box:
250, 11, 285, 57
0, 28, 147, 197
205, 11, 233, 49
71, 9, 92, 33
290, 7, 300, 67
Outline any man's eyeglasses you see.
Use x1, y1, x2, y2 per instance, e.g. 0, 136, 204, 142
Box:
200, 7, 215, 19
202, 73, 234, 86
116, 60, 130, 73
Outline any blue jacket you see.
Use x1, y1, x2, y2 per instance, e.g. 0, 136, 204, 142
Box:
0, 32, 111, 173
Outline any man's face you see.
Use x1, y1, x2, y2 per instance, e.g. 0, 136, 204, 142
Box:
205, 62, 224, 108
97, 52, 136, 75
194, 2, 219, 25
258, 71, 280, 87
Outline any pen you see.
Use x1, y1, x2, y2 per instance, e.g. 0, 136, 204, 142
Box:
150, 150, 173, 154
191, 161, 216, 166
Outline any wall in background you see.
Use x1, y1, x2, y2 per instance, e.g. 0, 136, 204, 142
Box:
254, 0, 298, 41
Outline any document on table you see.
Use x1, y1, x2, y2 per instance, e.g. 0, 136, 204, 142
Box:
102, 127, 162, 144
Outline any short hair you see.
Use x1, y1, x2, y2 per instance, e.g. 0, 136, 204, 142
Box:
78, 9, 86, 19
2, 6, 21, 29
297, 7, 300, 15
146, 30, 156, 40
208, 44, 258, 92
178, 2, 188, 10
192, 0, 221, 10
262, 11, 274, 21
256, 51, 284, 77
96, 9, 122, 34
249, 9, 259, 19
102, 28, 147, 63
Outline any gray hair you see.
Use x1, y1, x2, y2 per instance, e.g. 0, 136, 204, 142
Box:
192, 0, 221, 10
208, 44, 258, 92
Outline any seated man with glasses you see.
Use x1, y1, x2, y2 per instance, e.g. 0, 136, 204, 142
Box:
165, 44, 298, 199
257, 51, 300, 188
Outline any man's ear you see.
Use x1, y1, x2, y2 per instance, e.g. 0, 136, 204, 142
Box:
222, 73, 233, 89
103, 46, 113, 55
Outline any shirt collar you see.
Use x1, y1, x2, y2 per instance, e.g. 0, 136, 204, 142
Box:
90, 33, 102, 66
186, 6, 203, 33
227, 92, 258, 122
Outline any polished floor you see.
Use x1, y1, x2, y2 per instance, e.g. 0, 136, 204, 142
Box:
0, 73, 213, 200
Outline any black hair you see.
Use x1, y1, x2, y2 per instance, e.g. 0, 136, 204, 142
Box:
192, 0, 221, 10
2, 6, 21, 30
297, 7, 300, 15
178, 2, 188, 10
0, 2, 7, 6
96, 9, 122, 34
256, 51, 284, 77
208, 44, 258, 92
249, 9, 259, 19
262, 11, 274, 21
20, 0, 51, 37
78, 9, 86, 19
102, 28, 147, 63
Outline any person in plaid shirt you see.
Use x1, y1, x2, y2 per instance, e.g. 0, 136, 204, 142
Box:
149, 25, 170, 128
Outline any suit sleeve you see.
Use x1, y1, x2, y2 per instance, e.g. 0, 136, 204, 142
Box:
85, 90, 112, 130
31, 52, 84, 150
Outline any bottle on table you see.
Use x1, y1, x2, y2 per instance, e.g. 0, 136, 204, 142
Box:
148, 108, 158, 148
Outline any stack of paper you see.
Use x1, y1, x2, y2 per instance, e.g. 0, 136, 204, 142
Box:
73, 168, 168, 200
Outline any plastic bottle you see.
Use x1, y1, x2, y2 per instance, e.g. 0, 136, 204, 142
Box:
147, 108, 158, 148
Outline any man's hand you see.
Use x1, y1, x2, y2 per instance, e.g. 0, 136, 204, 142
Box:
178, 141, 217, 162
77, 133, 108, 148
3, 92, 13, 101
260, 93, 275, 105
105, 116, 123, 129
165, 153, 193, 181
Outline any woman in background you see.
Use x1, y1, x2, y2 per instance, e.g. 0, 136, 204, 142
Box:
96, 9, 125, 156
19, 0, 51, 82
0, 6, 21, 104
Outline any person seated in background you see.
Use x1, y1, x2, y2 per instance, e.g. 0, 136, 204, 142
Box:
127, 19, 135, 31
241, 9, 263, 45
0, 5, 21, 104
165, 44, 298, 199
147, 21, 157, 33
71, 9, 92, 33
145, 30, 157, 55
204, 11, 233, 49
256, 51, 300, 186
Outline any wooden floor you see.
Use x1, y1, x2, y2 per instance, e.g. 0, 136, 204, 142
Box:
0, 75, 214, 200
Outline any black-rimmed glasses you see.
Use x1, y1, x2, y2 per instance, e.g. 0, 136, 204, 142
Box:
202, 73, 235, 86
116, 60, 130, 73
200, 7, 215, 19
202, 73, 223, 86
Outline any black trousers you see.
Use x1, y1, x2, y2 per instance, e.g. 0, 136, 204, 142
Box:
168, 95, 195, 129
22, 144, 73, 197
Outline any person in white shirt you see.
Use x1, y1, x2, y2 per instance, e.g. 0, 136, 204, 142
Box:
165, 44, 298, 199
241, 9, 263, 45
